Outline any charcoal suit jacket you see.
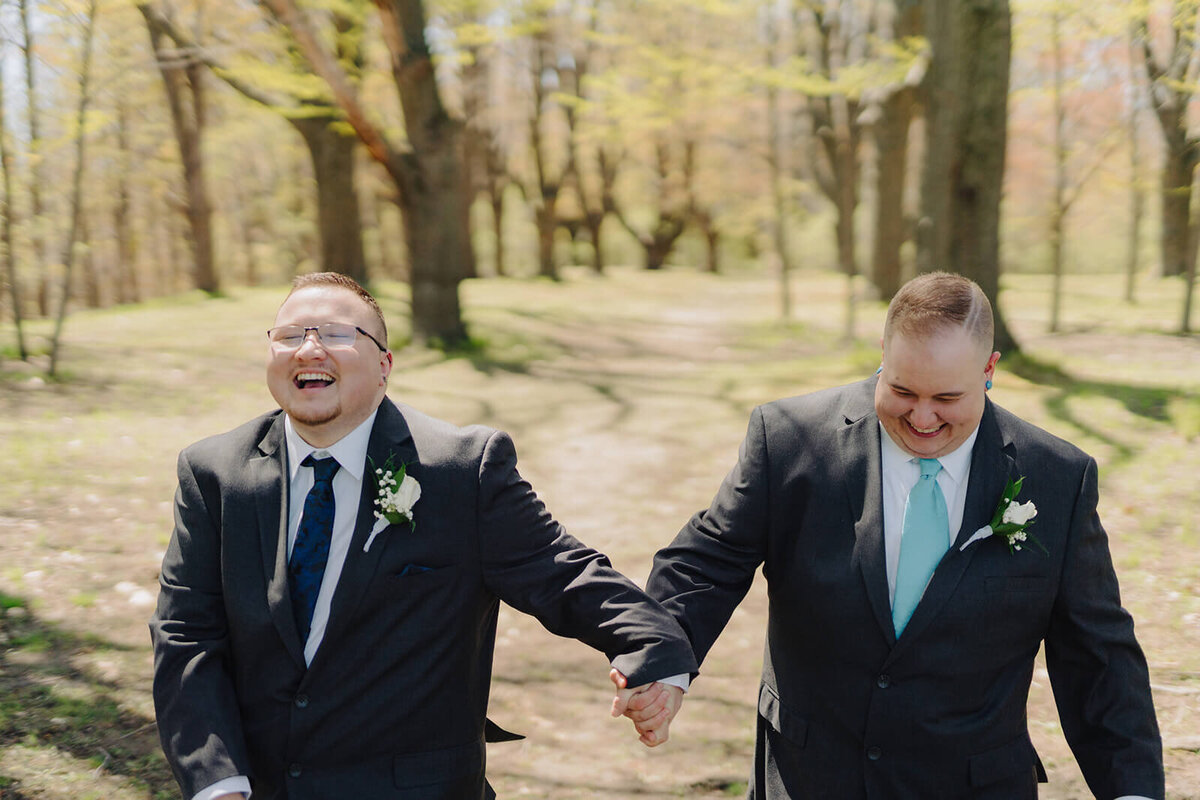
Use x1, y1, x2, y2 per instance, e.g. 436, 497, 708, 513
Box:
647, 378, 1162, 799
152, 397, 697, 800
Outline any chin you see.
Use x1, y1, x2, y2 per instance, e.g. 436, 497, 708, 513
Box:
288, 406, 341, 428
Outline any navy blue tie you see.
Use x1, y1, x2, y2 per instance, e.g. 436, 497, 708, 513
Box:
289, 455, 340, 642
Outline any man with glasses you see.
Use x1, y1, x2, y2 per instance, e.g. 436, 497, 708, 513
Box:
151, 272, 696, 800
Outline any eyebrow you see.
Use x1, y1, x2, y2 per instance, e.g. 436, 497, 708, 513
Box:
890, 382, 966, 399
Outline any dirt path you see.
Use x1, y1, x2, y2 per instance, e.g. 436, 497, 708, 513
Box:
1, 268, 1196, 798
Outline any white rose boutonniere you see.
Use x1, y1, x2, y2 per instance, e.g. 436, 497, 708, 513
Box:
363, 454, 421, 552
959, 476, 1048, 555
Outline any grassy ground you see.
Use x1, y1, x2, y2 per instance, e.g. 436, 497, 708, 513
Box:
0, 267, 1197, 798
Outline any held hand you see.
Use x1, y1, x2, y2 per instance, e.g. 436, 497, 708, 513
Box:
610, 668, 684, 747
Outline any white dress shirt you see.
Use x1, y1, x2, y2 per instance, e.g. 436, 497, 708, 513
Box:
880, 423, 977, 604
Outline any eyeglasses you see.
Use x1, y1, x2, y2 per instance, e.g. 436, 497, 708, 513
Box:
267, 323, 387, 352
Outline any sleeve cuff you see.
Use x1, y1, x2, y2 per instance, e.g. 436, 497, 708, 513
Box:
658, 673, 690, 692
192, 776, 251, 800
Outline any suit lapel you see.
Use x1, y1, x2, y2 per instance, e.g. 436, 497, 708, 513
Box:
253, 414, 307, 667
842, 383, 896, 646
887, 400, 1016, 656
309, 400, 418, 670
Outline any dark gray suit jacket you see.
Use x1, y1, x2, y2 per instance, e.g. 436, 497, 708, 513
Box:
152, 398, 697, 799
648, 378, 1162, 799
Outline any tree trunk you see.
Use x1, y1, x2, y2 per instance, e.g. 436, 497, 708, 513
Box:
0, 61, 29, 359
81, 213, 102, 308
583, 212, 604, 274
292, 116, 368, 283
49, 0, 98, 377
765, 4, 792, 319
919, 0, 1017, 352
19, 0, 50, 318
1159, 113, 1195, 280
114, 94, 139, 304
1183, 235, 1197, 333
141, 6, 220, 294
1049, 8, 1065, 334
402, 173, 468, 344
536, 197, 558, 279
702, 223, 720, 274
870, 0, 922, 301
491, 190, 507, 277
872, 87, 915, 300
1125, 30, 1143, 304
262, 0, 471, 344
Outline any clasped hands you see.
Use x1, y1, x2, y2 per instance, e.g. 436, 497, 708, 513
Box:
609, 668, 683, 747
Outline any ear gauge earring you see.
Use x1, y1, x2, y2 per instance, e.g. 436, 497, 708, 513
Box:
985, 379, 993, 391
875, 366, 883, 375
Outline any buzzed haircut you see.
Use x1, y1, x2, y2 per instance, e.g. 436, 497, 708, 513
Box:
883, 271, 994, 351
288, 272, 388, 345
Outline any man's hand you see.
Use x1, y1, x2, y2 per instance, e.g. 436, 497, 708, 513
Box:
610, 668, 684, 747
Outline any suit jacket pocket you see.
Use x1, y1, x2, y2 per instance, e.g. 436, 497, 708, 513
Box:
389, 564, 458, 582
968, 735, 1044, 788
758, 683, 808, 747
393, 739, 484, 790
984, 576, 1048, 594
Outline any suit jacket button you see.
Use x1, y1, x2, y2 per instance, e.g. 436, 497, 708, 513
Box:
288, 763, 302, 778
876, 674, 891, 689
294, 693, 309, 708
866, 746, 882, 761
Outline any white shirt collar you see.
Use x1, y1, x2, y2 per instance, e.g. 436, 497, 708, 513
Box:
879, 421, 980, 486
283, 409, 380, 483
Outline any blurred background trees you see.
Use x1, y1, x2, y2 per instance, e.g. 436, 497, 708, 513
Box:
1, 0, 1197, 356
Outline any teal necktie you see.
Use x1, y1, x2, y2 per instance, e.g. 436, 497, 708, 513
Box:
892, 458, 948, 637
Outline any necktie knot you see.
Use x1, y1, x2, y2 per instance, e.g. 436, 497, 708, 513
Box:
918, 458, 942, 480
303, 454, 340, 484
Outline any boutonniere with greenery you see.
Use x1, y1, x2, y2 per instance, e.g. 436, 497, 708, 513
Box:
959, 476, 1048, 555
363, 454, 420, 552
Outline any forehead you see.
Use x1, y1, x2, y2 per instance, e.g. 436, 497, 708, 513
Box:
884, 329, 988, 385
274, 286, 372, 324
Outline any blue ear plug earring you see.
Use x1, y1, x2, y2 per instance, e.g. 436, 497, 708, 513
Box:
875, 366, 882, 375
985, 379, 992, 391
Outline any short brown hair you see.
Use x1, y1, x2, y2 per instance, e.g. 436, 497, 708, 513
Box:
883, 271, 993, 350
288, 272, 388, 345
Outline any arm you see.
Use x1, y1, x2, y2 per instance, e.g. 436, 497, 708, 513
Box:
646, 406, 772, 666
150, 449, 252, 798
1044, 456, 1164, 799
475, 430, 698, 689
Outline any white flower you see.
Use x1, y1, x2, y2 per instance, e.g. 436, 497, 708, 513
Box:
1002, 500, 1037, 526
391, 474, 421, 516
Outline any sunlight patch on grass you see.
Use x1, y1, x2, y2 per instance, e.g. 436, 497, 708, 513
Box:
1167, 396, 1200, 440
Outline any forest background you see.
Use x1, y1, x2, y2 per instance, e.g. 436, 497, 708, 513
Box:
1, 0, 1199, 797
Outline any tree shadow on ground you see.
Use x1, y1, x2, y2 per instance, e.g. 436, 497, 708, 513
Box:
1006, 352, 1190, 466
0, 596, 172, 798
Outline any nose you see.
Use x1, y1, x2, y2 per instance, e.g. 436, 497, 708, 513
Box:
908, 400, 939, 428
295, 329, 327, 356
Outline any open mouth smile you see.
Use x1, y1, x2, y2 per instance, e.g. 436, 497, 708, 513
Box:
294, 371, 335, 390
904, 419, 944, 437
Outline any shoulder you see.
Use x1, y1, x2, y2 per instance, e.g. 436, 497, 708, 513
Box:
388, 400, 504, 465
990, 401, 1091, 467
758, 378, 874, 430
180, 410, 282, 467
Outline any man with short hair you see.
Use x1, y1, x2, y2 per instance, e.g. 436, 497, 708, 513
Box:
622, 272, 1163, 798
151, 272, 697, 799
